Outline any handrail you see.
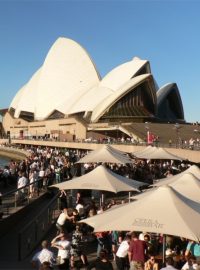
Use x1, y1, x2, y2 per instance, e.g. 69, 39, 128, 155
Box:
1, 177, 45, 198
20, 190, 59, 233
0, 178, 50, 218
0, 145, 30, 158
10, 137, 200, 151
17, 191, 59, 260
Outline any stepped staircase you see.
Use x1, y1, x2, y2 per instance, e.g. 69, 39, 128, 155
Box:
122, 122, 200, 144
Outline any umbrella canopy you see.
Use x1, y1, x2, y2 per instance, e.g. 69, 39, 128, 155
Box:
133, 146, 184, 160
81, 185, 200, 242
76, 145, 133, 164
106, 145, 128, 156
153, 165, 200, 187
168, 172, 200, 202
51, 165, 145, 193
132, 146, 155, 156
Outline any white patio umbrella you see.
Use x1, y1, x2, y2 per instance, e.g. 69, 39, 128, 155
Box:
106, 144, 129, 156
132, 167, 200, 202
133, 146, 184, 160
80, 185, 200, 243
153, 165, 200, 187
76, 145, 133, 164
51, 165, 146, 201
132, 146, 156, 156
166, 172, 200, 202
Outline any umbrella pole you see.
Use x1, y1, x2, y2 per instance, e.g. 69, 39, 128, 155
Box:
162, 234, 166, 265
101, 193, 105, 206
128, 192, 131, 203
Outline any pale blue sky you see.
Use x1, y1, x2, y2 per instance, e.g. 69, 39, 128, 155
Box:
0, 0, 199, 122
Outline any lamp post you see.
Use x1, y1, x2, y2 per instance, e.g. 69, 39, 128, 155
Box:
58, 130, 61, 141
73, 129, 76, 142
194, 129, 200, 150
174, 123, 181, 148
145, 122, 149, 145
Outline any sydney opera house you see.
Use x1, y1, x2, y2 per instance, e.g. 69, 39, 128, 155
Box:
1, 37, 185, 141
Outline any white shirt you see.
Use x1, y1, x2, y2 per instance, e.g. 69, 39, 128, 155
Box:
76, 204, 84, 216
57, 212, 68, 226
39, 170, 45, 177
56, 240, 71, 259
182, 262, 198, 270
18, 176, 28, 189
116, 240, 129, 258
32, 248, 55, 268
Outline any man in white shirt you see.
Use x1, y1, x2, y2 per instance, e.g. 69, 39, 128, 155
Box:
31, 240, 55, 269
17, 172, 28, 202
182, 256, 198, 270
116, 235, 131, 270
76, 203, 85, 218
51, 233, 71, 270
56, 208, 74, 233
18, 172, 28, 190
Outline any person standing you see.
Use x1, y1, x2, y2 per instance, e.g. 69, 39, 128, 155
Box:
116, 235, 131, 270
59, 190, 68, 210
70, 225, 88, 268
181, 255, 197, 270
56, 208, 74, 233
128, 232, 147, 270
51, 233, 71, 270
185, 241, 200, 261
17, 172, 28, 202
29, 169, 38, 198
31, 240, 55, 269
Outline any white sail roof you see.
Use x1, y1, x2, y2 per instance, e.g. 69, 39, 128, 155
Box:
9, 38, 158, 122
100, 57, 150, 90
14, 68, 41, 118
10, 37, 100, 120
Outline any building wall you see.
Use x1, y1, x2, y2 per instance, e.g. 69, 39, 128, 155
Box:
2, 112, 87, 141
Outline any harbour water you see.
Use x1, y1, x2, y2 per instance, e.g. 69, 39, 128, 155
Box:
0, 156, 10, 167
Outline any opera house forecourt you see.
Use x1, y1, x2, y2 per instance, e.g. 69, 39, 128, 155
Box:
1, 37, 185, 142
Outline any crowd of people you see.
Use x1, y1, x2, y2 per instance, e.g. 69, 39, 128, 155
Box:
31, 199, 200, 270
0, 143, 198, 270
0, 143, 191, 197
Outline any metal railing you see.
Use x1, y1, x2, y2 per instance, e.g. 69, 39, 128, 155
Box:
17, 191, 59, 260
9, 137, 200, 151
0, 179, 49, 219
0, 145, 29, 158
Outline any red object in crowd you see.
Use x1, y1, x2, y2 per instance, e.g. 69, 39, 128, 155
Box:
147, 131, 155, 144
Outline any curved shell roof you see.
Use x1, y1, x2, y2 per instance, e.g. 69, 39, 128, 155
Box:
64, 86, 114, 115
9, 37, 183, 124
91, 74, 155, 122
10, 84, 26, 110
10, 37, 100, 120
35, 38, 101, 120
100, 57, 150, 91
14, 68, 41, 118
64, 57, 150, 115
157, 83, 179, 104
157, 83, 184, 121
10, 38, 152, 121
